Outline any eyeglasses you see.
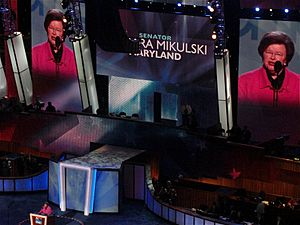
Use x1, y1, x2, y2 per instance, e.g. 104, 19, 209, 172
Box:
264, 51, 284, 58
48, 26, 63, 33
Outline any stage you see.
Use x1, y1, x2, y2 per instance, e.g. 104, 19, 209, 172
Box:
49, 144, 144, 215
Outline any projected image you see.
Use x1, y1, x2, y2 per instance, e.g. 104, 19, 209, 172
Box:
31, 1, 82, 112
239, 31, 299, 107
109, 76, 179, 122
97, 10, 215, 84
238, 19, 300, 144
96, 9, 218, 128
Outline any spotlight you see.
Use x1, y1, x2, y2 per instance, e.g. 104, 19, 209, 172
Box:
134, 0, 139, 3
0, 7, 9, 13
177, 2, 182, 7
212, 31, 217, 40
255, 7, 260, 12
208, 5, 214, 12
284, 8, 289, 13
62, 16, 68, 24
269, 8, 273, 12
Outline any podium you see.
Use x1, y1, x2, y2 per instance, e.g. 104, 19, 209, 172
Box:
30, 213, 55, 225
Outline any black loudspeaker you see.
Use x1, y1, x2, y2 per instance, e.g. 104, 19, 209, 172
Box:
154, 92, 161, 123
95, 75, 109, 116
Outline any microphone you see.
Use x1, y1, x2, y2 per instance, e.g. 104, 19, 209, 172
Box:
55, 36, 62, 49
273, 61, 283, 107
274, 61, 283, 74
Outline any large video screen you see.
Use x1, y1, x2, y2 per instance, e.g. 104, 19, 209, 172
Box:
96, 10, 215, 85
96, 10, 218, 127
238, 19, 300, 144
31, 1, 83, 112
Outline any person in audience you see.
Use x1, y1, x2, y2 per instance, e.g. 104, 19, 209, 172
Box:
45, 101, 56, 112
255, 201, 265, 225
119, 112, 127, 118
39, 202, 53, 216
131, 113, 139, 120
239, 31, 300, 108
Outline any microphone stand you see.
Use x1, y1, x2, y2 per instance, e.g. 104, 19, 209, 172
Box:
54, 37, 62, 76
273, 61, 283, 107
273, 76, 279, 107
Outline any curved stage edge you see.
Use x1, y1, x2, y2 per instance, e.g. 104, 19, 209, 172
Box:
0, 169, 48, 192
144, 167, 241, 225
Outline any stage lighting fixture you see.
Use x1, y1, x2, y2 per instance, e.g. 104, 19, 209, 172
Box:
61, 1, 84, 41
212, 31, 217, 40
134, 0, 139, 3
63, 10, 73, 25
62, 16, 68, 24
0, 57, 7, 98
255, 7, 260, 12
62, 10, 76, 37
269, 8, 273, 12
208, 5, 214, 12
215, 49, 233, 132
0, 7, 9, 13
73, 35, 99, 113
209, 0, 226, 56
61, 0, 70, 9
7, 32, 33, 106
177, 2, 182, 7
284, 8, 289, 13
62, 0, 99, 113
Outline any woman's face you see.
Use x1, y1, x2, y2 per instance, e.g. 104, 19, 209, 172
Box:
47, 20, 64, 48
263, 44, 287, 75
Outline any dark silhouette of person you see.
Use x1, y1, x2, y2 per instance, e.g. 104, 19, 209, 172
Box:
45, 101, 56, 112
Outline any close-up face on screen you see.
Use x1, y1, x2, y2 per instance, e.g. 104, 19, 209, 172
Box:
31, 0, 82, 112
238, 19, 300, 144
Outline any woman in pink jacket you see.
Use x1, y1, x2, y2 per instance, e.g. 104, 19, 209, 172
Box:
31, 9, 81, 112
39, 202, 53, 216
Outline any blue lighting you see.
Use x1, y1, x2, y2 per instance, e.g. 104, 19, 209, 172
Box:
33, 171, 48, 190
134, 0, 138, 3
255, 7, 260, 12
90, 169, 97, 213
284, 8, 289, 13
16, 178, 32, 191
177, 2, 182, 7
